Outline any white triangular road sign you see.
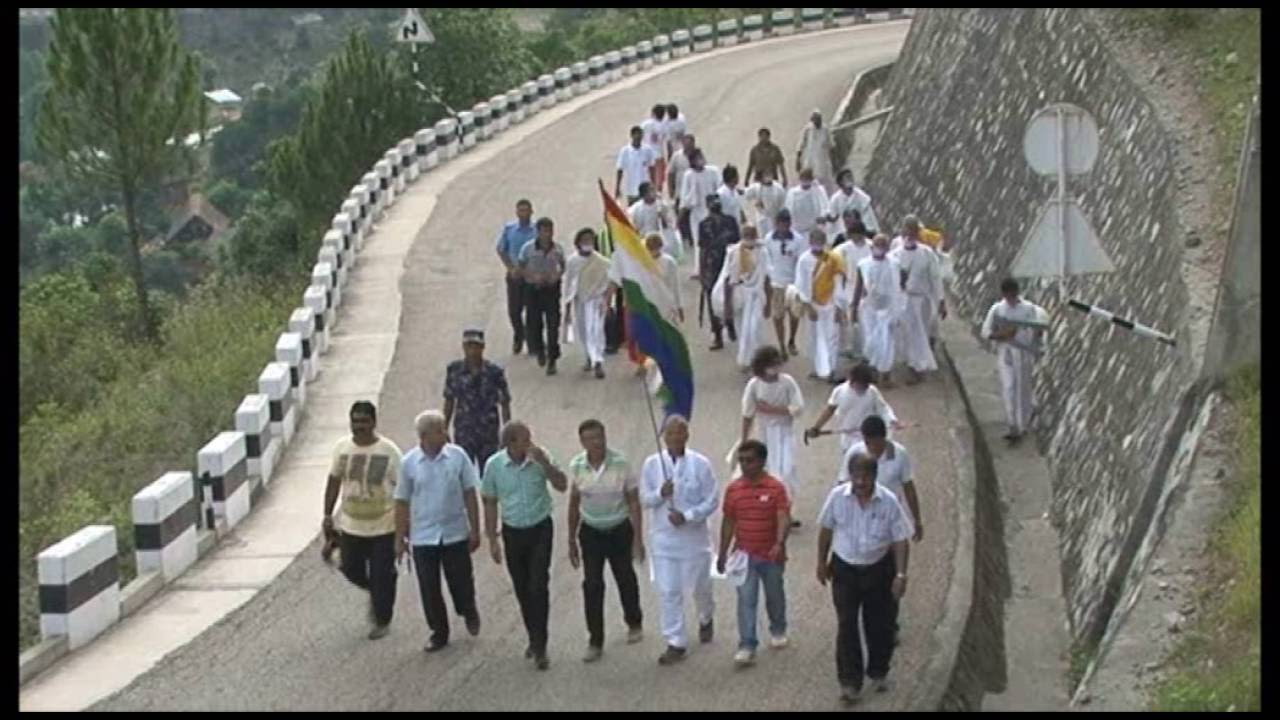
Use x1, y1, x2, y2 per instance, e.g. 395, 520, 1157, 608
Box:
1010, 199, 1114, 278
397, 8, 434, 44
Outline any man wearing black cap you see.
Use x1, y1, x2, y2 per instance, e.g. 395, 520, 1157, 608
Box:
444, 329, 512, 470
696, 192, 739, 350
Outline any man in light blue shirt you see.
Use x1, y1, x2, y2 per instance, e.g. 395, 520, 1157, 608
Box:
394, 410, 482, 653
495, 199, 538, 355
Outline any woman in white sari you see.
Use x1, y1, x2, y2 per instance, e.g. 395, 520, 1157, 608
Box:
739, 345, 805, 519
564, 227, 613, 379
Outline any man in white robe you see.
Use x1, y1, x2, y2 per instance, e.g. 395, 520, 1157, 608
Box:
795, 109, 835, 191
564, 229, 613, 379
640, 416, 719, 665
680, 148, 722, 278
740, 345, 805, 516
980, 277, 1047, 444
715, 225, 772, 370
853, 234, 906, 384
833, 209, 873, 360
793, 229, 847, 383
744, 169, 788, 238
827, 169, 881, 237
784, 168, 831, 236
888, 215, 944, 383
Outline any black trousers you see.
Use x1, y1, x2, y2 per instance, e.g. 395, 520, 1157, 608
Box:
605, 293, 625, 353
339, 532, 397, 627
506, 276, 527, 346
503, 517, 554, 656
702, 284, 724, 337
831, 553, 896, 689
458, 437, 498, 472
524, 283, 562, 361
579, 519, 643, 648
412, 539, 477, 645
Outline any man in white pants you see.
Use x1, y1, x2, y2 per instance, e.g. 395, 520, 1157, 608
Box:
785, 168, 831, 236
889, 216, 944, 384
980, 278, 1046, 444
833, 209, 873, 360
793, 229, 848, 384
853, 234, 906, 386
564, 228, 613, 379
640, 415, 719, 665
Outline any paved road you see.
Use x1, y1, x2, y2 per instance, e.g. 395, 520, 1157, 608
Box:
93, 23, 965, 712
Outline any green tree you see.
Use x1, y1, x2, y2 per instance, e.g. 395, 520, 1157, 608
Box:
37, 8, 206, 343
413, 9, 538, 111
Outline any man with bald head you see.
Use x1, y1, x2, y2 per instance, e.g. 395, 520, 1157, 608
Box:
640, 415, 720, 665
395, 410, 482, 653
796, 109, 835, 191
889, 215, 944, 384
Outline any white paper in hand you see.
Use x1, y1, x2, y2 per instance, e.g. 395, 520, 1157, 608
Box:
711, 549, 750, 586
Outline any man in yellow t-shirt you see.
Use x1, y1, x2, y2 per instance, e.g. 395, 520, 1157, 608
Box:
324, 400, 404, 640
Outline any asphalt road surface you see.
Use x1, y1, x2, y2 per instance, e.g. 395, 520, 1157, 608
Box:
93, 23, 966, 712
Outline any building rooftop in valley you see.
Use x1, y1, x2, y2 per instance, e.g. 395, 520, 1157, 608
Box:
203, 88, 243, 106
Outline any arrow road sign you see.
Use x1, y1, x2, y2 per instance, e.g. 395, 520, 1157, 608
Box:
397, 8, 434, 44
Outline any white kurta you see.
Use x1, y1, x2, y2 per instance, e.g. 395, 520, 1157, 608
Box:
564, 251, 612, 365
980, 299, 1046, 434
653, 252, 684, 324
745, 181, 787, 237
681, 166, 723, 271
794, 250, 845, 379
836, 239, 873, 357
827, 381, 898, 452
797, 122, 835, 189
741, 374, 805, 499
714, 242, 771, 368
668, 150, 691, 201
856, 255, 906, 373
784, 183, 831, 235
890, 244, 942, 372
717, 183, 747, 226
828, 185, 881, 235
640, 449, 718, 649
629, 198, 680, 261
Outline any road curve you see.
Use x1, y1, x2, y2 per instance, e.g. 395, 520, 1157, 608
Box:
91, 23, 963, 712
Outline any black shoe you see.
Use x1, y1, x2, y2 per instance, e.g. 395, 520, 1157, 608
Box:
514, 339, 524, 355
709, 338, 725, 351
840, 684, 862, 706
658, 645, 687, 665
594, 362, 605, 379
546, 359, 557, 376
583, 360, 594, 372
424, 638, 448, 653
536, 352, 547, 367
790, 520, 802, 529
604, 346, 620, 355
726, 322, 738, 342
465, 613, 481, 637
535, 654, 551, 671
699, 619, 714, 644
524, 645, 534, 659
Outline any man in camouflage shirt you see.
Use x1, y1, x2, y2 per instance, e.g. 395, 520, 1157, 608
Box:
444, 329, 512, 470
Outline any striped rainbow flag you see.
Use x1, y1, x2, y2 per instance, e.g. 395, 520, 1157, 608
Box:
599, 182, 695, 420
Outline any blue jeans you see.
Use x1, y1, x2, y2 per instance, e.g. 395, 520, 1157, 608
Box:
736, 557, 787, 650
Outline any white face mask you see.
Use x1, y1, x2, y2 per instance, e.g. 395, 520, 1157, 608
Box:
763, 368, 780, 380
811, 245, 825, 256
578, 245, 593, 256
872, 248, 887, 259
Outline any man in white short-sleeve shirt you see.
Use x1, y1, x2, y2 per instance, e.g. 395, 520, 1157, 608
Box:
616, 125, 656, 204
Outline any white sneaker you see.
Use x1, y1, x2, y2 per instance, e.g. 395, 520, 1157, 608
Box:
769, 635, 789, 649
734, 648, 756, 667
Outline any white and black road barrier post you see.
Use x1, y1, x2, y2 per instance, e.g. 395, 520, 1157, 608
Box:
197, 431, 250, 531
132, 472, 199, 581
236, 393, 281, 496
259, 361, 297, 446
37, 526, 120, 649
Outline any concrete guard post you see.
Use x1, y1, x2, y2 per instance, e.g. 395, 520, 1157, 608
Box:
489, 95, 509, 134
833, 7, 856, 26
415, 128, 438, 171
236, 394, 280, 496
398, 138, 418, 182
537, 73, 555, 110
132, 472, 199, 582
375, 156, 396, 205
637, 40, 654, 69
605, 50, 622, 83
654, 35, 671, 64
385, 148, 404, 196
37, 526, 120, 650
621, 45, 637, 75
331, 212, 355, 267
671, 29, 691, 57
458, 111, 476, 151
197, 432, 250, 531
588, 55, 605, 89
743, 14, 764, 41
296, 292, 327, 357
802, 7, 826, 31
341, 195, 364, 250
259, 361, 297, 447
289, 307, 319, 383
692, 24, 714, 52
571, 62, 589, 96
521, 81, 539, 119
320, 232, 346, 289
361, 172, 381, 222
472, 101, 491, 142
717, 18, 740, 47
311, 261, 339, 327
303, 285, 330, 359
505, 88, 523, 125
275, 331, 307, 410
554, 67, 573, 102
434, 117, 457, 161
771, 9, 796, 35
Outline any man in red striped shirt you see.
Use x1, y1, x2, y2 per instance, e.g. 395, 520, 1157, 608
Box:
716, 440, 792, 667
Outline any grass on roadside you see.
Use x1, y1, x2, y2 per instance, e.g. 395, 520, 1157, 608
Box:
1150, 365, 1259, 712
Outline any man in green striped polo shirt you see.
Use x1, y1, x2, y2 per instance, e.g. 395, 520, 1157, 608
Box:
566, 419, 645, 662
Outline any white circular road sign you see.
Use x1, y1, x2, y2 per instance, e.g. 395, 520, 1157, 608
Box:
1023, 102, 1099, 176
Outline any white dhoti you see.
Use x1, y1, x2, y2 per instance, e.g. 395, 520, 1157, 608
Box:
757, 216, 774, 239
734, 289, 767, 368
860, 303, 897, 373
809, 303, 840, 378
898, 294, 938, 372
663, 227, 683, 263
573, 295, 607, 365
651, 552, 715, 649
761, 420, 798, 500
690, 207, 708, 274
998, 346, 1035, 434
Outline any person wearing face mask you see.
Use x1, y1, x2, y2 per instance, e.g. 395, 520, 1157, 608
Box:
888, 215, 944, 384
827, 169, 880, 237
796, 109, 835, 192
763, 209, 805, 360
681, 148, 723, 279
717, 164, 748, 228
852, 234, 905, 387
744, 168, 788, 238
739, 345, 805, 512
792, 229, 848, 384
563, 228, 613, 379
784, 168, 831, 236
833, 209, 873, 361
715, 225, 773, 370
